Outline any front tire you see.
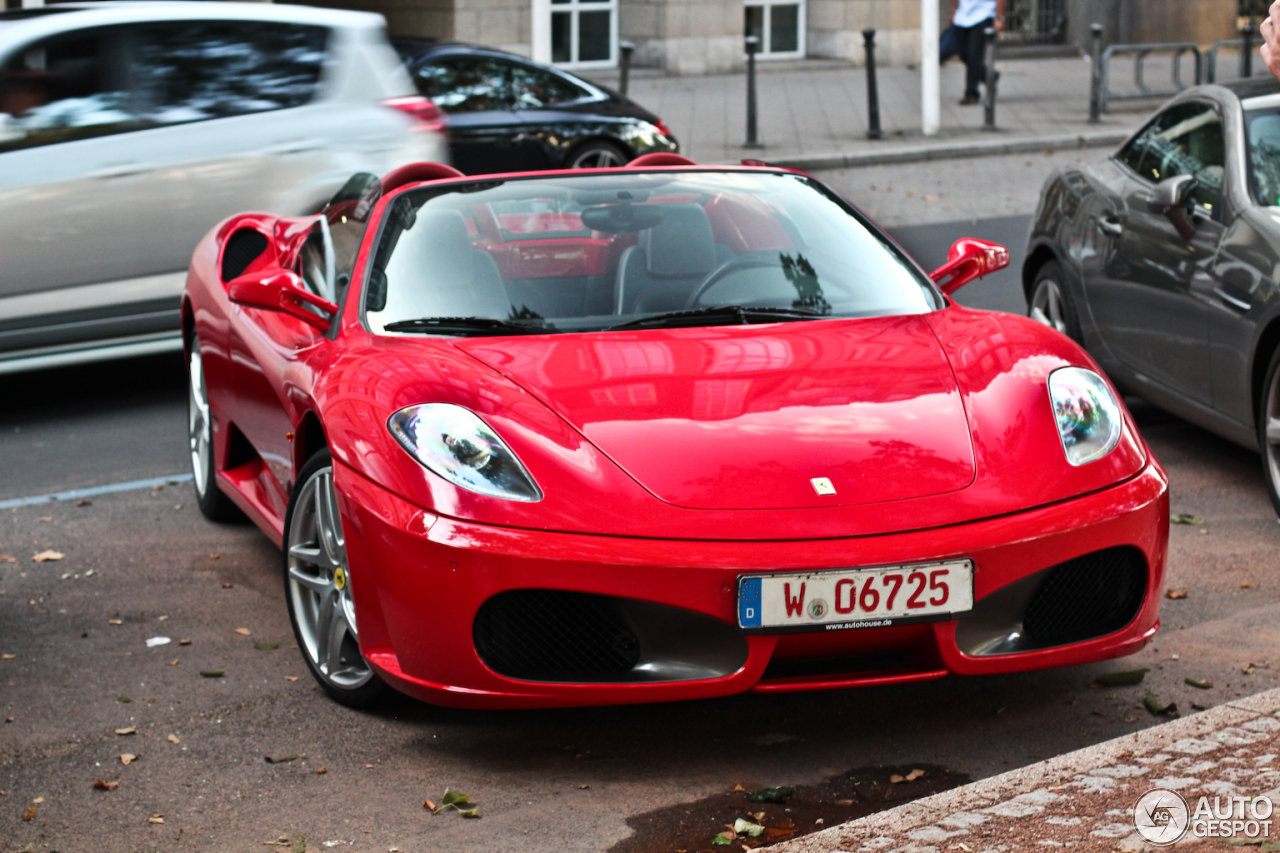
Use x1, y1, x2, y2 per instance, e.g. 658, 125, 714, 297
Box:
1257, 348, 1280, 517
284, 450, 387, 709
1028, 261, 1083, 344
188, 338, 240, 521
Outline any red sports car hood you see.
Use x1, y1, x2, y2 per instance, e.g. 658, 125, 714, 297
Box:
456, 315, 976, 510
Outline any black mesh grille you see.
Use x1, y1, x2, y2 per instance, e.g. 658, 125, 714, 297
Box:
473, 590, 641, 682
221, 229, 269, 282
1022, 546, 1146, 647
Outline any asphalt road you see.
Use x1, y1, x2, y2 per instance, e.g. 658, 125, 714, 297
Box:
4, 214, 1280, 852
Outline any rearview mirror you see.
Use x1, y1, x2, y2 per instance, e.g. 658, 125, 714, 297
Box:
929, 238, 1010, 295
227, 268, 339, 332
1147, 175, 1199, 240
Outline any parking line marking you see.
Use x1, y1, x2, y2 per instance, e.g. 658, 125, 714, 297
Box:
0, 474, 193, 510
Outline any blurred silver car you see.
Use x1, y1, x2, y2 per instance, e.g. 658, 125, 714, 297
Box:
0, 2, 447, 373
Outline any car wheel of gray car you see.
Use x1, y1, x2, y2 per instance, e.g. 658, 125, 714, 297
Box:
1258, 348, 1280, 517
284, 449, 388, 708
1028, 262, 1082, 343
567, 140, 630, 169
188, 337, 240, 522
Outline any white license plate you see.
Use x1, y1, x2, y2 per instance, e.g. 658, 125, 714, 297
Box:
737, 560, 974, 632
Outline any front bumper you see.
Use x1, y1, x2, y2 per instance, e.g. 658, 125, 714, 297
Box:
335, 459, 1168, 709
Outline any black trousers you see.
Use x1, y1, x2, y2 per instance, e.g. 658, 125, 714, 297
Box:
941, 18, 994, 98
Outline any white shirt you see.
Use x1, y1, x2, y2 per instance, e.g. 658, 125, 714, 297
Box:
953, 0, 997, 27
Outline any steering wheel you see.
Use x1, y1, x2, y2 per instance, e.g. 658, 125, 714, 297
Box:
683, 254, 780, 309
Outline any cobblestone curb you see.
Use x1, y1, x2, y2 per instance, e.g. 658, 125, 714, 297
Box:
775, 689, 1280, 852
763, 131, 1131, 171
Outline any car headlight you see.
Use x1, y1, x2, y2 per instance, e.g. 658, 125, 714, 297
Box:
1048, 367, 1123, 466
388, 404, 542, 502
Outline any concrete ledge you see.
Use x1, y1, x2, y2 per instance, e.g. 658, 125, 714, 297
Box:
753, 130, 1132, 171
775, 688, 1280, 852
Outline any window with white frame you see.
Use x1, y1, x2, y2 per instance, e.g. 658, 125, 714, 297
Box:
744, 0, 806, 58
547, 0, 617, 68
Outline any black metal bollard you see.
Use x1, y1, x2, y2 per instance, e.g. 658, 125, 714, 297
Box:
863, 29, 882, 139
745, 35, 762, 149
1243, 24, 1255, 78
619, 40, 634, 97
982, 26, 998, 130
1089, 23, 1104, 123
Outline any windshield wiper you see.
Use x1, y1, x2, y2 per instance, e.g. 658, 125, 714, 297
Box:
606, 305, 826, 331
382, 316, 551, 336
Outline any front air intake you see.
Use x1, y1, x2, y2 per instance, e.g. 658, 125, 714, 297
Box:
473, 590, 641, 682
221, 229, 269, 282
1021, 546, 1147, 647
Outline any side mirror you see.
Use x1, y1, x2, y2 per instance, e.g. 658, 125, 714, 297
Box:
1147, 174, 1199, 240
227, 268, 339, 332
929, 238, 1010, 295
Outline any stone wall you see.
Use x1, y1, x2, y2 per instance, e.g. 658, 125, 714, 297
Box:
808, 0, 937, 66
622, 0, 744, 74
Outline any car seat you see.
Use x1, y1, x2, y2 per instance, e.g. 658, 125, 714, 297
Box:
613, 203, 720, 314
380, 209, 511, 321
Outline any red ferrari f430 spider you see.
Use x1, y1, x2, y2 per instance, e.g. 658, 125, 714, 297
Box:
182, 155, 1168, 709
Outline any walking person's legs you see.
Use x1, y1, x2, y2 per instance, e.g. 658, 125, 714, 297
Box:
959, 17, 994, 104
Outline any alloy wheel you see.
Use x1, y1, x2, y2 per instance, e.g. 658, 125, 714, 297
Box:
188, 346, 211, 498
1264, 366, 1280, 503
1030, 277, 1069, 336
570, 146, 627, 168
286, 467, 374, 690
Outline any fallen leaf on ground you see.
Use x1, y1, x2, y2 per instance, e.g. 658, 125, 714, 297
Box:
0, 555, 15, 562
37, 517, 51, 522
32, 797, 43, 804
118, 696, 131, 703
1091, 668, 1149, 687
148, 814, 164, 824
1185, 677, 1214, 689
22, 806, 35, 820
120, 754, 137, 765
32, 550, 63, 562
222, 583, 234, 589
167, 734, 180, 744
430, 787, 480, 817
1166, 588, 1189, 600
745, 785, 794, 803
208, 553, 219, 559
1239, 583, 1255, 589
234, 628, 251, 636
285, 676, 299, 682
77, 500, 91, 507
423, 800, 437, 810
712, 833, 733, 845
836, 799, 853, 806
145, 637, 170, 647
114, 727, 137, 736
905, 769, 925, 781
1144, 690, 1177, 716
264, 755, 298, 764
178, 639, 191, 645
108, 619, 122, 625
316, 767, 326, 774
199, 670, 224, 678
732, 784, 745, 792
733, 819, 764, 837
254, 642, 279, 651
1171, 514, 1204, 525
1244, 663, 1256, 675
167, 659, 179, 666
578, 784, 590, 789
93, 780, 118, 790
1, 654, 13, 659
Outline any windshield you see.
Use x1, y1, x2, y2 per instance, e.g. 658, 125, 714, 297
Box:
363, 170, 941, 336
1246, 109, 1280, 206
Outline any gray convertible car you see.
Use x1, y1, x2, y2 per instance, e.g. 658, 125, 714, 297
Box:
1025, 77, 1280, 514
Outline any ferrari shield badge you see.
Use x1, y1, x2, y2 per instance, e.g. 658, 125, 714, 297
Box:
810, 477, 836, 496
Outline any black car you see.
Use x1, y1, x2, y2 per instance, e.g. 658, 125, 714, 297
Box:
1024, 77, 1280, 513
393, 40, 679, 175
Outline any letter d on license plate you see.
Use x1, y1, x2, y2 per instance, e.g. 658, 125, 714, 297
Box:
737, 560, 974, 632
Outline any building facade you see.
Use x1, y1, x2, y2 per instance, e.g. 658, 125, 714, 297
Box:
306, 0, 1239, 74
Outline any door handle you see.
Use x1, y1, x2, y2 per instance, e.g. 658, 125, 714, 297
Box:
1097, 215, 1124, 237
88, 163, 150, 180
1214, 286, 1252, 312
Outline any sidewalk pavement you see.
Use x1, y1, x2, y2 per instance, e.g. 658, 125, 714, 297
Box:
586, 56, 1157, 168
775, 688, 1280, 852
